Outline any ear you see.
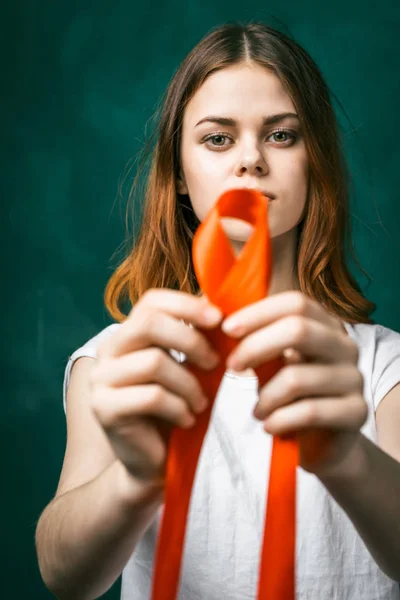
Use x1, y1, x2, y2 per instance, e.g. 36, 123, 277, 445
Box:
176, 170, 189, 195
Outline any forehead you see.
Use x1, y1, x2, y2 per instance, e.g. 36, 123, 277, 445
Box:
183, 63, 295, 125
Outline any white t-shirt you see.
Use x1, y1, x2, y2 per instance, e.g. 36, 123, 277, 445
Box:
63, 320, 400, 599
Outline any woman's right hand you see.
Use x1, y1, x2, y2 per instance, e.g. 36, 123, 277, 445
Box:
89, 289, 223, 491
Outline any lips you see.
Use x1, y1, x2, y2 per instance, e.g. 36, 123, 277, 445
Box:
248, 188, 276, 200
233, 187, 276, 200
261, 191, 276, 200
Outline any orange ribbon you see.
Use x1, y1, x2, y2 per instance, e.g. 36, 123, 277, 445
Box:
151, 189, 299, 600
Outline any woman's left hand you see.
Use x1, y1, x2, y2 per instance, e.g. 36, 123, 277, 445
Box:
221, 291, 369, 477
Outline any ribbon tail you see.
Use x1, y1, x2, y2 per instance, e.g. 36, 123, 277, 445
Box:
257, 435, 299, 600
150, 373, 218, 600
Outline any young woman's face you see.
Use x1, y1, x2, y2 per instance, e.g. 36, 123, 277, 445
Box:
178, 62, 309, 247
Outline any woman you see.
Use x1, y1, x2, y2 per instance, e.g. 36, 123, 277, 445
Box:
36, 21, 400, 599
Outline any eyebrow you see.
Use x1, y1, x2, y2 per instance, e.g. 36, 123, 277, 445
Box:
195, 112, 299, 128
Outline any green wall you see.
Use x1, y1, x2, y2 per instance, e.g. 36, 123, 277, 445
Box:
3, 1, 399, 598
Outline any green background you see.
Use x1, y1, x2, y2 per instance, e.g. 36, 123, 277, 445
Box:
3, 1, 399, 598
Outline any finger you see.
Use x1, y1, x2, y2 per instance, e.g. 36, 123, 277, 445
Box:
228, 316, 357, 370
262, 394, 368, 436
101, 289, 223, 358
91, 384, 198, 431
255, 364, 364, 420
222, 290, 343, 338
101, 311, 222, 370
91, 348, 209, 414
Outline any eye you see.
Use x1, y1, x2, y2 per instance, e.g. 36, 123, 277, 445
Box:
268, 129, 297, 144
202, 133, 233, 150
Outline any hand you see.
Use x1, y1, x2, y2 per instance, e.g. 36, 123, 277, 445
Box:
89, 289, 223, 487
221, 291, 368, 477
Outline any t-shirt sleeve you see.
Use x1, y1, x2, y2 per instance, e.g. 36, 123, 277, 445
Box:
371, 324, 400, 411
62, 324, 184, 415
62, 324, 121, 415
62, 346, 97, 415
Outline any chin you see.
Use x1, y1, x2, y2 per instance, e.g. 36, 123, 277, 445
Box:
220, 217, 254, 241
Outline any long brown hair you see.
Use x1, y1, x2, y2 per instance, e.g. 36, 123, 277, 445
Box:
104, 21, 376, 324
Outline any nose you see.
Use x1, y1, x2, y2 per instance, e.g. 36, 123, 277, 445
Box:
235, 147, 269, 177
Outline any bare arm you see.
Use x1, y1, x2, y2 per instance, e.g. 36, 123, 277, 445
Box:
36, 459, 163, 600
35, 356, 164, 599
319, 420, 400, 582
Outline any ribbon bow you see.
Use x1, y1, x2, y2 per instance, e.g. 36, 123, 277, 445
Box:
151, 189, 299, 599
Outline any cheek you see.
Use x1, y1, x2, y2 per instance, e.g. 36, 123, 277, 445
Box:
186, 147, 228, 183
268, 154, 309, 234
282, 153, 309, 197
181, 147, 230, 220
288, 166, 309, 222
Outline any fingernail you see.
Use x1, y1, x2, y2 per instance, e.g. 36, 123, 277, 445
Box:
226, 355, 240, 369
253, 404, 261, 419
195, 395, 209, 413
204, 306, 223, 323
208, 353, 220, 367
183, 414, 196, 428
201, 352, 220, 370
221, 319, 243, 335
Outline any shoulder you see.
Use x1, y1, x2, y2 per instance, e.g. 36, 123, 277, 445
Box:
342, 320, 400, 356
63, 324, 121, 413
68, 323, 122, 361
343, 320, 400, 412
64, 323, 121, 352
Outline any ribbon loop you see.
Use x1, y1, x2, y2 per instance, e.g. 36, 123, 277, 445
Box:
192, 189, 270, 314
